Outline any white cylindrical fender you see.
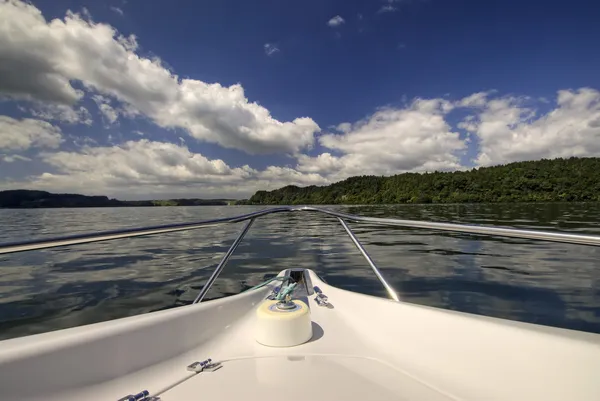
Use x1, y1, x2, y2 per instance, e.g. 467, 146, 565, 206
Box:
255, 300, 312, 347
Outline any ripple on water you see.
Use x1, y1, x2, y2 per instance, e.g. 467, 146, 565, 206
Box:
0, 203, 599, 339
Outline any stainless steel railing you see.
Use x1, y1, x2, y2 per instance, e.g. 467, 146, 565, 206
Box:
2, 206, 600, 302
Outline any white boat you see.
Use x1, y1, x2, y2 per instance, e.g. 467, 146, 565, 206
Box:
0, 206, 599, 401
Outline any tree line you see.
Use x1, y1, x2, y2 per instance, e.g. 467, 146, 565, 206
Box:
0, 190, 235, 208
245, 157, 600, 205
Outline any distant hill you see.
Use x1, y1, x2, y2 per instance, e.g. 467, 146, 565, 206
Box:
5, 157, 599, 208
0, 190, 236, 208
247, 157, 600, 205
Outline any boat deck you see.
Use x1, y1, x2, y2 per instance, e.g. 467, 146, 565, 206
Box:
2, 208, 600, 401
1, 270, 599, 401
160, 294, 453, 401
163, 355, 452, 400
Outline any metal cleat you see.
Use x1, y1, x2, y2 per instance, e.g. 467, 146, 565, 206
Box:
314, 286, 332, 307
203, 360, 222, 372
187, 358, 222, 373
117, 390, 150, 401
267, 286, 281, 300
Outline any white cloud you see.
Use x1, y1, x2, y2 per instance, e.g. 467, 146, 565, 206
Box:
461, 88, 600, 166
92, 95, 119, 124
117, 33, 138, 51
335, 122, 352, 133
378, 0, 403, 13
0, 0, 320, 154
35, 140, 254, 192
457, 91, 492, 108
28, 104, 93, 125
296, 152, 345, 175
80, 7, 92, 21
0, 1, 598, 199
110, 6, 124, 16
99, 104, 118, 124
255, 166, 328, 187
2, 139, 325, 198
263, 43, 280, 56
1, 97, 469, 197
378, 0, 422, 14
378, 4, 397, 13
457, 115, 478, 132
70, 135, 97, 147
327, 15, 345, 27
297, 97, 465, 181
0, 2, 83, 104
0, 116, 63, 150
3, 88, 600, 198
1, 154, 31, 163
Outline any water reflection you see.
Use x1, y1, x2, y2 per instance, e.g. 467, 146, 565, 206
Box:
0, 203, 599, 339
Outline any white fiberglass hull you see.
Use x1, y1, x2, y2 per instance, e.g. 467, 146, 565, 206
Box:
0, 270, 598, 401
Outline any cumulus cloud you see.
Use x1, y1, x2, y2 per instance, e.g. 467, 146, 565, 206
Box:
378, 0, 403, 13
263, 43, 280, 56
22, 140, 253, 197
2, 139, 325, 198
0, 0, 319, 154
335, 122, 352, 133
2, 99, 472, 196
3, 88, 600, 198
457, 91, 492, 108
1, 154, 31, 163
460, 88, 600, 166
40, 140, 253, 185
92, 95, 119, 124
299, 87, 600, 182
327, 15, 345, 27
255, 166, 328, 188
297, 98, 465, 181
0, 116, 63, 150
0, 2, 598, 198
110, 6, 124, 16
28, 104, 93, 125
378, 0, 424, 14
0, 2, 83, 104
296, 153, 345, 175
379, 4, 397, 13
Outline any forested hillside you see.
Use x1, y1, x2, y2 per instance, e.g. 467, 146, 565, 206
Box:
247, 157, 600, 204
0, 190, 234, 208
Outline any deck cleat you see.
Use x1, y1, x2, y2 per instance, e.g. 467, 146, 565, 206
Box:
187, 358, 221, 373
117, 390, 150, 401
314, 286, 332, 307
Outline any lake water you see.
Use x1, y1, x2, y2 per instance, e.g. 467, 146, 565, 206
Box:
1, 203, 599, 340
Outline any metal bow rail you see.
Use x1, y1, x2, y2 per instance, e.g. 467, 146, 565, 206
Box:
2, 206, 600, 303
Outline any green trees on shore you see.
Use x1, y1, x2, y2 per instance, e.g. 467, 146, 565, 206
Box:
2, 157, 599, 208
247, 157, 600, 205
0, 190, 234, 208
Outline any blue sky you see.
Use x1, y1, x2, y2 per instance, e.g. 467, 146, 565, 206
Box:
0, 0, 599, 199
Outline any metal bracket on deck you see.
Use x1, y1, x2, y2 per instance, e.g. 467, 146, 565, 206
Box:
116, 359, 221, 401
266, 286, 281, 300
187, 358, 222, 373
117, 390, 154, 401
314, 286, 333, 308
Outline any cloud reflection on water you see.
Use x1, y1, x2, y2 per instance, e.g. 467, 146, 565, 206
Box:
0, 203, 599, 339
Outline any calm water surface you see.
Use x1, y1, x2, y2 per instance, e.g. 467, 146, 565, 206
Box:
1, 203, 599, 339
